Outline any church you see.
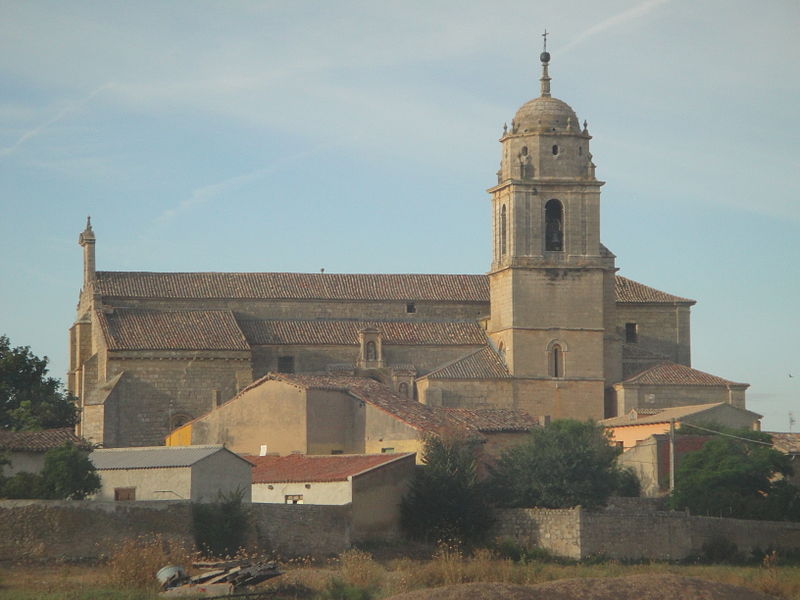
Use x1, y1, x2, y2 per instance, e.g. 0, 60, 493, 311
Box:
68, 50, 749, 449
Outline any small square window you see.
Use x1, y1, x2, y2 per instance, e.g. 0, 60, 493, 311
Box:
625, 323, 638, 344
331, 449, 343, 455
277, 356, 295, 373
381, 447, 395, 454
285, 494, 303, 504
114, 487, 136, 501
406, 302, 416, 314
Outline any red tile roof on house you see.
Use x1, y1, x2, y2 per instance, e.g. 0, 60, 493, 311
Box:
441, 408, 537, 432
239, 319, 487, 346
94, 272, 489, 302
0, 428, 88, 452
94, 271, 687, 306
421, 346, 510, 380
615, 276, 695, 304
97, 309, 250, 351
620, 362, 748, 387
249, 452, 415, 484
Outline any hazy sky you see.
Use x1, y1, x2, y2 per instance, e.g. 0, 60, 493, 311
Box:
1, 1, 798, 430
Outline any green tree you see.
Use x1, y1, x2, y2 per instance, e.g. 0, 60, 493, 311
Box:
400, 432, 492, 545
0, 335, 78, 430
488, 419, 630, 509
0, 443, 99, 500
669, 429, 800, 521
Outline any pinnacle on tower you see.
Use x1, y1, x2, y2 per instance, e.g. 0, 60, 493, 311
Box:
540, 29, 551, 97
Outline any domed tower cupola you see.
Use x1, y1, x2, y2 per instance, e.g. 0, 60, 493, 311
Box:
489, 37, 606, 270
497, 48, 595, 184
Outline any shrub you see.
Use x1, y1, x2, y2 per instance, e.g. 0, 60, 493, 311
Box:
400, 432, 492, 546
192, 488, 249, 557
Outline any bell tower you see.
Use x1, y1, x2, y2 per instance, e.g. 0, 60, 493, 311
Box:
486, 42, 619, 418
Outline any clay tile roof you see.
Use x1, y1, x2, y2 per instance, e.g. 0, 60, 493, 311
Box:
249, 453, 414, 484
94, 270, 688, 308
238, 319, 486, 346
268, 374, 450, 433
767, 432, 800, 454
97, 309, 250, 351
615, 276, 695, 304
422, 346, 510, 380
440, 408, 538, 432
621, 362, 748, 387
0, 428, 88, 452
94, 272, 489, 302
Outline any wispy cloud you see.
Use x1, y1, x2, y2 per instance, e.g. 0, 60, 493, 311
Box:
560, 0, 671, 54
155, 142, 338, 226
0, 83, 113, 159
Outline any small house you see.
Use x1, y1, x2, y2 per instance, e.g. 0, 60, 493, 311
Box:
0, 428, 89, 477
249, 452, 415, 540
90, 445, 252, 502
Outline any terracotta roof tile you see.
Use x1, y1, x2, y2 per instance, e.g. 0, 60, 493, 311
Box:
239, 319, 486, 346
249, 453, 414, 484
0, 428, 88, 452
441, 408, 537, 432
621, 362, 748, 387
95, 271, 693, 307
615, 276, 695, 304
94, 272, 489, 302
97, 309, 250, 351
422, 346, 510, 380
767, 432, 800, 454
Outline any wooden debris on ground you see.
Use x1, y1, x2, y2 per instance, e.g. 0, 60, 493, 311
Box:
160, 559, 281, 597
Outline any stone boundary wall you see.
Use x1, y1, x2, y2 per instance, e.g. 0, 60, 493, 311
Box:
0, 500, 351, 562
493, 504, 800, 561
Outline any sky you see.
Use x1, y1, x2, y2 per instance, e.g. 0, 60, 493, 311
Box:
0, 0, 798, 431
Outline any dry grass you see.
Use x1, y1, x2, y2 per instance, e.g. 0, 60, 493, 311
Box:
3, 545, 800, 600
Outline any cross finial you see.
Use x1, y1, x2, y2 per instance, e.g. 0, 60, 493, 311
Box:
542, 29, 548, 53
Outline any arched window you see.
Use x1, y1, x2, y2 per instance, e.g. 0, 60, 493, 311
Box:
366, 341, 377, 361
545, 199, 563, 251
550, 344, 564, 378
398, 382, 409, 398
169, 413, 192, 431
500, 205, 507, 256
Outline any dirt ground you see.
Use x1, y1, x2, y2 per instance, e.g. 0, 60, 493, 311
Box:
384, 575, 780, 600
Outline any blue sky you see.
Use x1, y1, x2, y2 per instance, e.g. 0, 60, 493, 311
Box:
0, 0, 797, 430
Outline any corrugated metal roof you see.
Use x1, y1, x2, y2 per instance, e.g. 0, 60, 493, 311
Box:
90, 445, 234, 470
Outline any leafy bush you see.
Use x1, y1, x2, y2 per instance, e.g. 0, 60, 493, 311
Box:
488, 419, 629, 509
669, 429, 800, 521
0, 443, 99, 500
400, 432, 492, 546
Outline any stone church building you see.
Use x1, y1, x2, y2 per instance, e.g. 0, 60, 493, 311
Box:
69, 51, 748, 448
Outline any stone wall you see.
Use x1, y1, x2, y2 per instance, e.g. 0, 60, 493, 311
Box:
492, 501, 800, 561
0, 500, 351, 562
